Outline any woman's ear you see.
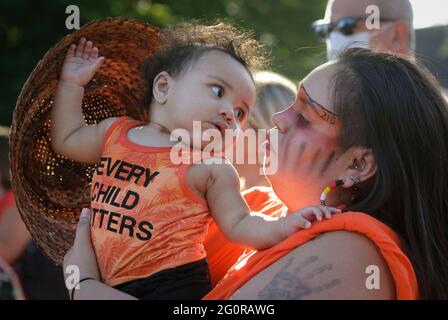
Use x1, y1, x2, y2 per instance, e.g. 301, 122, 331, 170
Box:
340, 147, 377, 188
152, 71, 171, 105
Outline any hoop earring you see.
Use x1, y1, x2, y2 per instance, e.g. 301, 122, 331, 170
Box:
320, 179, 344, 206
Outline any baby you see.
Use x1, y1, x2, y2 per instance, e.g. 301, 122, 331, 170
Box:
51, 23, 339, 299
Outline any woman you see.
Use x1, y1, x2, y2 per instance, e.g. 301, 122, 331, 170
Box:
0, 256, 25, 300
63, 48, 448, 299
0, 131, 69, 300
0, 129, 30, 265
234, 71, 297, 191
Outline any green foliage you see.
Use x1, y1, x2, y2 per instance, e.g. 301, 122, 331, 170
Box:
0, 0, 328, 126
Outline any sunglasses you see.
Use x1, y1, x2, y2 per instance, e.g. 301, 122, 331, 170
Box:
312, 16, 395, 39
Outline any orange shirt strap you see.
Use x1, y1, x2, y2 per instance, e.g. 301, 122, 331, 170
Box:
103, 116, 133, 146
204, 188, 418, 300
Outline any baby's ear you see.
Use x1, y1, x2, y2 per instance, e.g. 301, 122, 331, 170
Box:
152, 71, 171, 104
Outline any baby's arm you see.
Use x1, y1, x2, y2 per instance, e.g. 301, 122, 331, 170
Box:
205, 161, 340, 250
51, 38, 116, 164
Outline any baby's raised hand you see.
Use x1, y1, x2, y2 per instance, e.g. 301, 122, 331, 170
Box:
60, 37, 105, 86
282, 205, 341, 236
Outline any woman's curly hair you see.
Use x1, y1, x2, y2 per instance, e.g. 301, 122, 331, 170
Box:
142, 21, 270, 106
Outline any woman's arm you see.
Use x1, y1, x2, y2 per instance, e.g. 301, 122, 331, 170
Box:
63, 208, 137, 300
228, 231, 395, 300
71, 279, 137, 300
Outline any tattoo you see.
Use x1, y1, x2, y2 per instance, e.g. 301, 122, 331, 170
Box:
312, 106, 338, 125
302, 85, 338, 126
258, 256, 341, 299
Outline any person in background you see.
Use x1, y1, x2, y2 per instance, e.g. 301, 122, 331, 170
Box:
0, 127, 29, 263
313, 0, 415, 60
234, 71, 297, 191
0, 127, 68, 299
314, 0, 448, 100
0, 256, 25, 300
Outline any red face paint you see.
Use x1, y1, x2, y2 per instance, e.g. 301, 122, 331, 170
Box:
269, 84, 344, 211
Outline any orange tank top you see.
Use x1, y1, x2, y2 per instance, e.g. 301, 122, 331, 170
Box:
91, 116, 212, 286
204, 187, 419, 300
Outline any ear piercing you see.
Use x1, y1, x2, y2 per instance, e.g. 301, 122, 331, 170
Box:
320, 175, 362, 206
351, 160, 364, 171
350, 175, 361, 184
320, 179, 344, 206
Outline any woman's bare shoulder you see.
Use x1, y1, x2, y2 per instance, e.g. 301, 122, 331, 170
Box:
230, 230, 395, 300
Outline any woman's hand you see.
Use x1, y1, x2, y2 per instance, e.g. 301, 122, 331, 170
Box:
62, 208, 139, 300
63, 208, 100, 284
60, 37, 105, 86
282, 206, 341, 236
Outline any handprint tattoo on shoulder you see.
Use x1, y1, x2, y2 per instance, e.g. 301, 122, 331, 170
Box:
258, 255, 341, 299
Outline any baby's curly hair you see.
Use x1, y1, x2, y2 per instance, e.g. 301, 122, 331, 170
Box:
142, 21, 270, 105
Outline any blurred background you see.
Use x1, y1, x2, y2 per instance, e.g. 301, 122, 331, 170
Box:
0, 0, 448, 300
0, 0, 448, 126
1, 0, 448, 127
0, 0, 326, 127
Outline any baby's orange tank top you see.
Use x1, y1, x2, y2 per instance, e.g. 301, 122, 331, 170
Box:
90, 116, 212, 286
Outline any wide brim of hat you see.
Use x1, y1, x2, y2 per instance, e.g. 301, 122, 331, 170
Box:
10, 18, 161, 266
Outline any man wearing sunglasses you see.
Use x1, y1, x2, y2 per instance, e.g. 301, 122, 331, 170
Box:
313, 0, 415, 60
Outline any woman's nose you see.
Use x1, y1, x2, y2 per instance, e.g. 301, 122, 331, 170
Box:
272, 109, 290, 133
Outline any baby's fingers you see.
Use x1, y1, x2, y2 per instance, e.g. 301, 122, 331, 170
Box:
300, 206, 324, 222
83, 40, 93, 59
312, 207, 324, 221
75, 37, 86, 57
322, 206, 342, 219
90, 47, 99, 60
321, 206, 332, 219
66, 44, 76, 58
291, 214, 312, 229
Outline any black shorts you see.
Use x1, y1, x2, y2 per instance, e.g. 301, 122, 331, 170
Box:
114, 258, 212, 300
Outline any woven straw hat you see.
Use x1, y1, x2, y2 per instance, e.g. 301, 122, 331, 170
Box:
10, 18, 161, 265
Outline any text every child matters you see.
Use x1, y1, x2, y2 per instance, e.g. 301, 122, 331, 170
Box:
90, 157, 160, 241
